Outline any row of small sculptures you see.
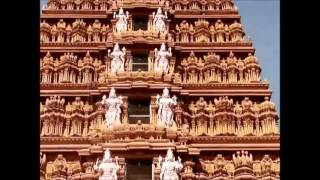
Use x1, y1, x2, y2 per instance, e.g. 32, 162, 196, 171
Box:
175, 19, 245, 43
173, 0, 235, 11
41, 7, 168, 43
41, 7, 245, 44
40, 49, 261, 85
179, 51, 261, 84
44, 0, 111, 11
40, 148, 279, 180
40, 51, 104, 84
43, 0, 235, 11
40, 42, 172, 84
43, 0, 167, 11
40, 19, 111, 43
40, 87, 278, 137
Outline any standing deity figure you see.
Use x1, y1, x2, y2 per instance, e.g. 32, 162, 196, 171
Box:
154, 43, 172, 74
152, 7, 168, 33
40, 152, 46, 169
108, 43, 126, 74
156, 87, 177, 127
101, 88, 123, 128
114, 8, 129, 33
94, 149, 119, 180
158, 148, 183, 180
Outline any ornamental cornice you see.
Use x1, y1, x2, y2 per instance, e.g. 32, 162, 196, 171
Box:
181, 83, 269, 88
40, 136, 90, 143
175, 42, 252, 47
41, 10, 109, 15
190, 135, 280, 143
40, 42, 105, 47
40, 83, 95, 89
40, 82, 268, 90
39, 134, 279, 145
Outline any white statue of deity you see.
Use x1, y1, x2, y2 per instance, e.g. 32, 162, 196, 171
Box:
94, 149, 119, 180
158, 148, 183, 180
114, 7, 129, 33
156, 87, 177, 127
152, 7, 168, 33
101, 88, 123, 128
108, 43, 126, 74
154, 43, 172, 74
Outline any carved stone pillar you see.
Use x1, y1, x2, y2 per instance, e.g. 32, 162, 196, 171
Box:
126, 50, 132, 72
148, 15, 153, 31
40, 118, 47, 136
153, 157, 161, 180
122, 96, 128, 124
236, 116, 242, 136
83, 118, 89, 136
175, 103, 183, 128
111, 19, 117, 33
148, 50, 155, 72
190, 32, 194, 43
118, 157, 126, 180
150, 96, 158, 125
191, 115, 196, 135
208, 114, 214, 136
102, 29, 107, 42
166, 19, 171, 33
169, 57, 176, 74
176, 33, 180, 43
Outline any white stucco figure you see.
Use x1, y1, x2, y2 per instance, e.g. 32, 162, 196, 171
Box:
156, 87, 177, 127
152, 7, 168, 33
94, 149, 119, 180
101, 88, 123, 128
158, 148, 183, 180
114, 8, 129, 33
40, 152, 46, 169
154, 43, 172, 74
108, 43, 126, 74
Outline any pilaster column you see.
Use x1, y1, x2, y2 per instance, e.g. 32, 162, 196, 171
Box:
122, 96, 128, 124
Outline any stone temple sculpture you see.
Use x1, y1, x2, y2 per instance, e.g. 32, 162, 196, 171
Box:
108, 43, 126, 74
158, 148, 183, 180
156, 87, 177, 127
114, 7, 129, 33
154, 43, 172, 74
152, 7, 168, 33
94, 148, 119, 180
101, 88, 123, 128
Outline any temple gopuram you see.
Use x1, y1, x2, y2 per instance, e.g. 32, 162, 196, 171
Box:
40, 0, 280, 179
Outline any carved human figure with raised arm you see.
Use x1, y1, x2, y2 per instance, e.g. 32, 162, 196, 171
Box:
159, 148, 183, 180
152, 7, 168, 33
156, 87, 177, 127
101, 88, 123, 128
94, 148, 119, 180
154, 43, 172, 74
114, 8, 129, 33
108, 43, 126, 74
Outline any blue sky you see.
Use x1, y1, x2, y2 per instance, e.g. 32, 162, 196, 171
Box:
39, 0, 280, 114
235, 0, 280, 114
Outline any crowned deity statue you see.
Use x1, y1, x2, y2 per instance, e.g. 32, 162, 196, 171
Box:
158, 148, 183, 180
154, 43, 172, 74
40, 152, 46, 170
94, 149, 120, 180
108, 43, 126, 74
152, 7, 168, 33
114, 8, 129, 33
101, 88, 123, 128
156, 87, 177, 127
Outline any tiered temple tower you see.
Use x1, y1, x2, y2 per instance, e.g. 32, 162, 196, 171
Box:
40, 0, 280, 179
